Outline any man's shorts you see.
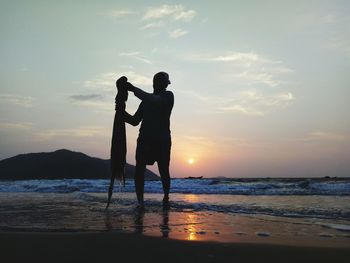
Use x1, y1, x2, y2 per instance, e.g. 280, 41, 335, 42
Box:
136, 136, 171, 165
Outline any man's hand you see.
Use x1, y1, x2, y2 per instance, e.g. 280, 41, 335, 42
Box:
125, 82, 136, 92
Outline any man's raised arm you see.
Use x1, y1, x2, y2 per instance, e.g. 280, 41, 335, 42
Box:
126, 83, 165, 105
124, 103, 143, 126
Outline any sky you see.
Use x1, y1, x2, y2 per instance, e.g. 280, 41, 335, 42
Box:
0, 0, 349, 178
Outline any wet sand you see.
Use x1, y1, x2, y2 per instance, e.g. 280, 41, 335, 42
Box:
1, 192, 350, 262
1, 231, 350, 263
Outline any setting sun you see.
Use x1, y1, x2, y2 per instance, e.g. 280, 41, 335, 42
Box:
188, 158, 195, 165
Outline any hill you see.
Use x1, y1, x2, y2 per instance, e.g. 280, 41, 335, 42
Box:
0, 149, 158, 180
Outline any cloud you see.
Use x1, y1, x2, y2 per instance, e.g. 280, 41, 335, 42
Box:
168, 28, 188, 38
119, 51, 153, 64
102, 9, 138, 18
69, 94, 104, 101
218, 105, 264, 116
189, 51, 276, 64
182, 135, 215, 147
211, 52, 274, 64
69, 92, 109, 112
325, 37, 350, 55
178, 89, 295, 117
76, 71, 152, 110
143, 4, 196, 22
140, 5, 196, 38
231, 71, 280, 87
293, 13, 337, 30
0, 122, 33, 131
306, 131, 350, 142
188, 51, 293, 87
294, 11, 350, 56
217, 105, 262, 116
104, 5, 196, 38
0, 94, 35, 107
35, 126, 109, 141
219, 90, 295, 115
140, 21, 164, 30
175, 90, 213, 102
176, 135, 249, 158
84, 71, 152, 91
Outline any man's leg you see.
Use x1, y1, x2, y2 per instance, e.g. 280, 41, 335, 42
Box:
157, 160, 170, 202
134, 161, 146, 205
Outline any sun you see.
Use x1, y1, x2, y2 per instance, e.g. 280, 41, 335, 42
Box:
187, 158, 195, 165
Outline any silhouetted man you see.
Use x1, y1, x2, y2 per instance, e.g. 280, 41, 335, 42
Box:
124, 72, 174, 207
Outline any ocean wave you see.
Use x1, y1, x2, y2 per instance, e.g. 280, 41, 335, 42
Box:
0, 178, 349, 196
74, 192, 350, 221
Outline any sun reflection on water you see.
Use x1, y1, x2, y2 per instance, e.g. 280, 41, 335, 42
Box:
184, 194, 199, 202
186, 212, 198, 241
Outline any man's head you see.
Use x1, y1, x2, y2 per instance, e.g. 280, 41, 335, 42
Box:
153, 72, 171, 93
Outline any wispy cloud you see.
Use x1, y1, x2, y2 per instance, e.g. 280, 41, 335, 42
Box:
189, 51, 277, 64
143, 4, 196, 22
231, 71, 280, 87
0, 122, 33, 131
182, 135, 215, 147
140, 21, 164, 30
102, 5, 197, 38
68, 92, 110, 111
294, 11, 350, 56
84, 71, 152, 91
69, 94, 104, 101
75, 71, 151, 110
188, 51, 293, 87
140, 4, 196, 38
34, 126, 110, 141
70, 100, 111, 111
211, 52, 275, 64
0, 94, 35, 107
73, 70, 152, 112
217, 91, 295, 116
101, 9, 138, 19
305, 131, 350, 142
218, 104, 264, 116
325, 37, 350, 55
177, 135, 249, 156
168, 28, 188, 38
293, 13, 339, 30
178, 89, 295, 117
119, 51, 153, 64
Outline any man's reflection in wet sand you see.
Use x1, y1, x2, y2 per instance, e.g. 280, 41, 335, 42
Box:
160, 203, 170, 238
104, 210, 113, 231
104, 203, 171, 237
134, 207, 145, 234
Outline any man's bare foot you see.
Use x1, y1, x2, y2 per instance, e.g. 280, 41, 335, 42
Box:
137, 200, 144, 209
162, 195, 169, 203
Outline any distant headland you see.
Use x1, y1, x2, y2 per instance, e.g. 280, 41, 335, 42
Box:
0, 149, 158, 180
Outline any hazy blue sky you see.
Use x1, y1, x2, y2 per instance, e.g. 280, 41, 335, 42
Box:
0, 0, 349, 177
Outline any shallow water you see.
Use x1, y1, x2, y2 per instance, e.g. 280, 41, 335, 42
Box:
0, 192, 349, 247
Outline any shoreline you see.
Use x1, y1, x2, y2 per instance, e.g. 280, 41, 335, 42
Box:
1, 192, 350, 249
2, 231, 350, 263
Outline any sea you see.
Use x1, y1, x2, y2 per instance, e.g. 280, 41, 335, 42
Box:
1, 177, 350, 244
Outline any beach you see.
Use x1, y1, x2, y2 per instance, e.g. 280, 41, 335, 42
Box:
1, 185, 350, 262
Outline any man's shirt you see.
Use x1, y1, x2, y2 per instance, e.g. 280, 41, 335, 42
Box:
125, 89, 174, 141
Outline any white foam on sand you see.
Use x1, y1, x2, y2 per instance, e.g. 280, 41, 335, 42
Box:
319, 223, 350, 232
